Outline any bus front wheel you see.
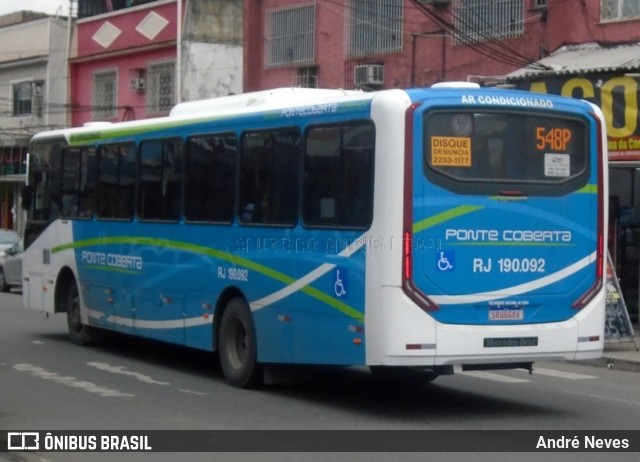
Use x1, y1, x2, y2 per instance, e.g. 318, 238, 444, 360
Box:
218, 298, 262, 388
65, 280, 94, 345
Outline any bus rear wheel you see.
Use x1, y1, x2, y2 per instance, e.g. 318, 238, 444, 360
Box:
218, 298, 262, 388
65, 280, 95, 345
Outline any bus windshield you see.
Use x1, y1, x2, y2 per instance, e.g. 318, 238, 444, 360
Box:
423, 111, 588, 196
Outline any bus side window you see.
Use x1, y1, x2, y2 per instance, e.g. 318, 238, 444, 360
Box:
239, 129, 299, 226
303, 122, 374, 229
185, 134, 237, 223
61, 146, 96, 219
97, 143, 135, 220
138, 139, 183, 222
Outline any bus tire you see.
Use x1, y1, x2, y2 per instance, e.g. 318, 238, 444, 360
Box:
219, 298, 262, 388
65, 280, 95, 345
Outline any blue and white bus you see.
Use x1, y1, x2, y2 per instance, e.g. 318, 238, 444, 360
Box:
22, 84, 607, 387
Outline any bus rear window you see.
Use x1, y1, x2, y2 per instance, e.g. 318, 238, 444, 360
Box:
423, 111, 589, 196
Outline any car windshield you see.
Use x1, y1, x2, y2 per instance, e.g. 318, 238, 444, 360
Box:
0, 229, 20, 244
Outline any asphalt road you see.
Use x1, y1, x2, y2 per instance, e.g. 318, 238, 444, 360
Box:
1, 290, 639, 462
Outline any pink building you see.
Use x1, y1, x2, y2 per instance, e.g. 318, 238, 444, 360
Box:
70, 1, 178, 126
70, 0, 243, 127
243, 0, 640, 90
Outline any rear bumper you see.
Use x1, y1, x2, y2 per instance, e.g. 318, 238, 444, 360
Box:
366, 287, 605, 366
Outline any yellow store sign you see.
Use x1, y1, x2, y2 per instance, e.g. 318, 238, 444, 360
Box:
517, 75, 640, 161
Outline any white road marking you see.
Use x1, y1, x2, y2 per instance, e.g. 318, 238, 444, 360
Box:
456, 366, 597, 383
87, 362, 171, 385
456, 369, 531, 383
527, 367, 597, 380
178, 388, 209, 396
564, 390, 640, 407
13, 363, 134, 397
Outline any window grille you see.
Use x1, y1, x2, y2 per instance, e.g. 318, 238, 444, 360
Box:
453, 0, 524, 44
293, 67, 319, 88
347, 0, 403, 57
266, 5, 315, 67
601, 0, 640, 20
146, 61, 175, 115
92, 70, 117, 120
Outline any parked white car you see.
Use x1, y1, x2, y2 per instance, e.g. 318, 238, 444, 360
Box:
0, 239, 23, 292
0, 229, 20, 253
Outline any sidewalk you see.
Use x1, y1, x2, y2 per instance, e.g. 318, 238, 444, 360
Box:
593, 328, 640, 371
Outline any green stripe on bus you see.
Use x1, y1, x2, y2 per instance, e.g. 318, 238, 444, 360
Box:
413, 205, 484, 234
52, 236, 363, 322
577, 184, 598, 194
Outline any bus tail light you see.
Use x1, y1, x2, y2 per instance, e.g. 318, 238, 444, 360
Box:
403, 231, 412, 280
572, 113, 606, 309
402, 103, 438, 312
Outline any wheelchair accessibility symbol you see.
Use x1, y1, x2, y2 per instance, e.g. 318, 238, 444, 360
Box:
334, 268, 348, 298
436, 251, 455, 272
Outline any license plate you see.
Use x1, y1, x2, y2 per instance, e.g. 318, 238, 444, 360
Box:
489, 309, 524, 321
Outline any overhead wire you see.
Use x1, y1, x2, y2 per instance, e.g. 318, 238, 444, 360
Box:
410, 0, 550, 70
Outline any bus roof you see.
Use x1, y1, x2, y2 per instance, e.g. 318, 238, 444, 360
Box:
30, 87, 372, 144
29, 84, 596, 146
169, 87, 365, 117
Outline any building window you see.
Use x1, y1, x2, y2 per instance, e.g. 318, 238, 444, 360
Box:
93, 70, 117, 120
146, 61, 175, 115
293, 67, 318, 88
78, 0, 159, 19
266, 5, 315, 67
12, 81, 33, 116
347, 0, 403, 57
453, 0, 524, 44
602, 0, 640, 20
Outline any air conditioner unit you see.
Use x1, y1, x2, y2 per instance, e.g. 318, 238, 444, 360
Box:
130, 78, 145, 92
353, 64, 384, 87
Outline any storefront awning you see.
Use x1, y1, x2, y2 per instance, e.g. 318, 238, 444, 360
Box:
506, 42, 640, 81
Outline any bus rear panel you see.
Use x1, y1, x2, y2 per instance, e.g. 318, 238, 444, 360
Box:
374, 87, 606, 370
